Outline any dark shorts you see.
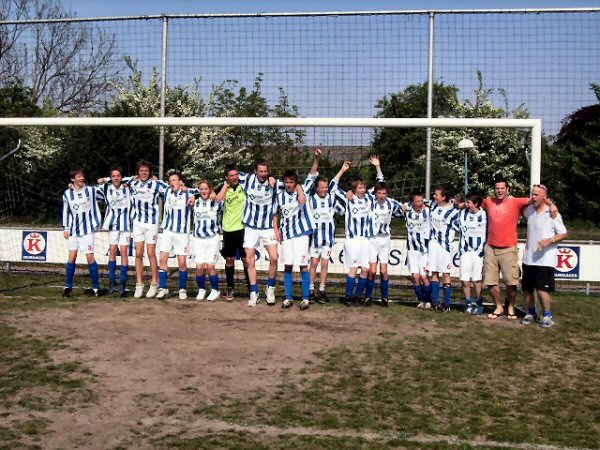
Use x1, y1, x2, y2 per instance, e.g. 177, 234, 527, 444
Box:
521, 264, 555, 293
221, 229, 247, 259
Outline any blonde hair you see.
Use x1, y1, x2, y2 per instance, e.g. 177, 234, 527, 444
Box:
195, 179, 214, 193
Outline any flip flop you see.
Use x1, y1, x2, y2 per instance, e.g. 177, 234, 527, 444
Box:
507, 313, 518, 320
487, 310, 504, 320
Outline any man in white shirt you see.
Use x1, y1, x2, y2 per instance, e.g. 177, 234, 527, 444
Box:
521, 184, 568, 328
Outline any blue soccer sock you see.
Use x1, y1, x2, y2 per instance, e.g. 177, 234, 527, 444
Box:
424, 284, 432, 302
267, 277, 276, 288
528, 306, 537, 316
250, 284, 259, 293
476, 296, 484, 307
543, 310, 553, 318
88, 262, 99, 290
465, 297, 473, 306
196, 275, 206, 289
66, 262, 76, 289
414, 284, 424, 301
209, 274, 219, 291
119, 265, 128, 288
178, 270, 188, 290
108, 260, 117, 284
443, 283, 452, 307
346, 277, 356, 297
301, 271, 311, 300
431, 281, 440, 305
381, 277, 390, 299
284, 270, 293, 299
366, 278, 375, 299
356, 276, 368, 297
159, 269, 168, 289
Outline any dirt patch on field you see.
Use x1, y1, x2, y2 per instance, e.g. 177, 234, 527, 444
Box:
3, 298, 521, 449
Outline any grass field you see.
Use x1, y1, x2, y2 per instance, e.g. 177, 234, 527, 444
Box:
0, 272, 599, 449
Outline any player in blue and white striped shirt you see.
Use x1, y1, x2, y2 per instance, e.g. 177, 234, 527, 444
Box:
119, 161, 168, 299
331, 156, 384, 305
62, 167, 103, 298
307, 173, 346, 303
404, 192, 432, 309
366, 181, 404, 306
238, 161, 283, 307
273, 150, 320, 310
192, 180, 223, 302
156, 170, 194, 300
100, 167, 133, 297
428, 185, 461, 311
453, 193, 487, 315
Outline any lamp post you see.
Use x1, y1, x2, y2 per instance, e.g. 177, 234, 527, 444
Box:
458, 138, 475, 197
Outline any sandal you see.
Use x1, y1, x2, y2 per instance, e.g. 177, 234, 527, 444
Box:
487, 310, 504, 320
507, 313, 518, 320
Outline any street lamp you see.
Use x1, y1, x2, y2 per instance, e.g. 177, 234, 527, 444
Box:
458, 138, 475, 196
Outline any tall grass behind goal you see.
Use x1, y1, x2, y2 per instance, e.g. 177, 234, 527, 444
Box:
0, 117, 540, 278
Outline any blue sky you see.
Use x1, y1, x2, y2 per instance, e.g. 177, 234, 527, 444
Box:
62, 0, 600, 17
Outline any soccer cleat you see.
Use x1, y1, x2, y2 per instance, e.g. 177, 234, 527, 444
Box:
309, 290, 316, 304
62, 287, 72, 298
343, 295, 354, 307
442, 306, 451, 312
134, 284, 144, 299
473, 305, 484, 315
247, 291, 258, 307
225, 287, 235, 301
540, 316, 555, 328
206, 290, 220, 301
424, 302, 432, 310
266, 286, 276, 305
178, 289, 187, 300
465, 304, 474, 314
108, 281, 117, 294
521, 313, 537, 325
282, 299, 293, 309
119, 287, 127, 298
196, 289, 207, 301
299, 299, 310, 310
416, 301, 426, 309
156, 288, 169, 300
317, 291, 328, 304
146, 284, 159, 298
360, 297, 372, 307
380, 298, 389, 308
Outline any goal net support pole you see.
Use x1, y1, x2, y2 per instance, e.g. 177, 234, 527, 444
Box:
0, 117, 542, 189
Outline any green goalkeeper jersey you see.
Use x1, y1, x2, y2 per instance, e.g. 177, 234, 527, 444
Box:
222, 184, 246, 232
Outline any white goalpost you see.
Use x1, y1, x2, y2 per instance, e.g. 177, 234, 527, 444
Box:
0, 116, 543, 193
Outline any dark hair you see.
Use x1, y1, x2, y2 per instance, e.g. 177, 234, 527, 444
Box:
494, 175, 509, 188
167, 169, 183, 181
225, 163, 239, 176
283, 170, 299, 185
109, 166, 123, 176
410, 190, 424, 201
68, 167, 84, 181
137, 160, 152, 174
374, 182, 389, 194
315, 175, 329, 186
467, 192, 483, 207
351, 176, 367, 192
255, 160, 269, 170
435, 184, 451, 202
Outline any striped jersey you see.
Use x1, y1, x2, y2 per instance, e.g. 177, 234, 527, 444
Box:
370, 198, 404, 236
239, 172, 283, 230
332, 176, 384, 239
161, 188, 194, 234
275, 173, 318, 240
62, 185, 102, 237
430, 202, 461, 252
123, 176, 168, 225
307, 189, 346, 248
404, 206, 430, 252
193, 198, 222, 238
454, 208, 488, 257
101, 183, 133, 231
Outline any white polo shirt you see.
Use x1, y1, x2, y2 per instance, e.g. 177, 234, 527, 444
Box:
522, 204, 567, 267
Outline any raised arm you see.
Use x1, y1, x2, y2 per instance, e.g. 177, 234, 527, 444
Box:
309, 147, 322, 175
296, 183, 307, 205
370, 155, 384, 182
215, 182, 229, 203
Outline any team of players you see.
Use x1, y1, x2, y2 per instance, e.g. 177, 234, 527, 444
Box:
61, 150, 555, 319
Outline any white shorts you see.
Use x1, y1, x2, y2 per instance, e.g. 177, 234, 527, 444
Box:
344, 236, 376, 269
159, 230, 189, 256
407, 249, 428, 276
68, 233, 95, 254
192, 234, 221, 265
282, 235, 310, 266
459, 251, 484, 282
310, 245, 332, 260
369, 235, 391, 264
427, 239, 453, 274
108, 230, 132, 247
133, 221, 159, 245
243, 227, 278, 250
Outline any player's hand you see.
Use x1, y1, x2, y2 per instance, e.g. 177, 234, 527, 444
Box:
152, 175, 158, 181
188, 196, 195, 206
341, 161, 352, 172
67, 183, 74, 190
63, 231, 69, 240
181, 185, 188, 192
548, 201, 558, 219
209, 191, 217, 200
97, 178, 106, 185
369, 155, 380, 167
314, 147, 322, 158
269, 176, 276, 188
347, 190, 355, 200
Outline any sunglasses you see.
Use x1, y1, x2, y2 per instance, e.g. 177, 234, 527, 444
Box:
533, 184, 548, 192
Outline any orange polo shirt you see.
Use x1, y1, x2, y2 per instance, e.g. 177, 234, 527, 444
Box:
482, 196, 529, 248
